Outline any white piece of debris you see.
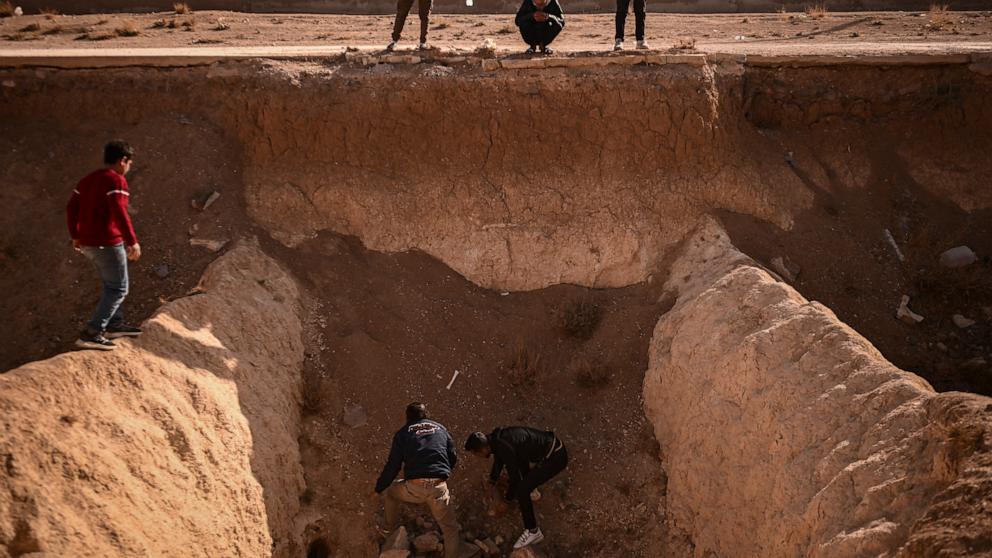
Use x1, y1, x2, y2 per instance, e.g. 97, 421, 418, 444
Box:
939, 246, 977, 268
202, 190, 221, 211
13, 6, 22, 16
896, 295, 924, 324
446, 369, 461, 390
1, 80, 14, 88
952, 314, 976, 329
189, 238, 228, 252
883, 229, 905, 262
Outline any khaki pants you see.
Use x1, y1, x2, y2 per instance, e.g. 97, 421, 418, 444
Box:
384, 480, 460, 558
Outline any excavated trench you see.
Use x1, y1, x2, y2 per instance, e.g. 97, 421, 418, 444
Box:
1, 56, 992, 558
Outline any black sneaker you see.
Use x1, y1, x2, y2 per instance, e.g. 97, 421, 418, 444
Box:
105, 323, 142, 339
75, 332, 117, 351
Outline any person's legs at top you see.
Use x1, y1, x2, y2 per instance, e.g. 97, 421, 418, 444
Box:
538, 24, 562, 53
633, 0, 648, 47
512, 447, 568, 548
426, 482, 461, 558
615, 0, 632, 49
520, 23, 539, 52
417, 0, 433, 47
390, 0, 416, 47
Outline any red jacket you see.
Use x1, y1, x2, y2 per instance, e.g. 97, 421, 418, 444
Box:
66, 169, 138, 247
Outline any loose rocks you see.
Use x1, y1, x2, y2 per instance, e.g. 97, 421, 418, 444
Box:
939, 246, 977, 268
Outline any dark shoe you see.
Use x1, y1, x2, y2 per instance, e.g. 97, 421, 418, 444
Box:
525, 45, 536, 54
105, 323, 142, 339
542, 46, 555, 55
75, 332, 116, 351
385, 40, 397, 51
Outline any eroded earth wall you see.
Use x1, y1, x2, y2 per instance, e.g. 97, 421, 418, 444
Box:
0, 244, 306, 558
644, 218, 992, 558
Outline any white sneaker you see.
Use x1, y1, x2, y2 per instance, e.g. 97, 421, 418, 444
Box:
613, 38, 624, 51
513, 528, 544, 549
385, 41, 397, 51
418, 41, 429, 50
636, 39, 650, 49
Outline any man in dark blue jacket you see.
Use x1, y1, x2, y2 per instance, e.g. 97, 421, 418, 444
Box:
375, 402, 460, 558
465, 426, 568, 549
515, 0, 565, 55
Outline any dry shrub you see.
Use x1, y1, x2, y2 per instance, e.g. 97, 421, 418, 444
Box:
505, 339, 543, 386
496, 26, 514, 34
152, 17, 179, 29
115, 20, 139, 37
0, 1, 13, 18
181, 17, 196, 30
928, 3, 950, 28
213, 19, 229, 30
573, 356, 612, 388
40, 7, 58, 16
19, 22, 40, 32
672, 37, 696, 50
174, 2, 192, 14
558, 298, 602, 340
805, 2, 827, 19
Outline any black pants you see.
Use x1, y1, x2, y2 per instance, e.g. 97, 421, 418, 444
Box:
519, 20, 563, 48
514, 446, 568, 530
392, 0, 432, 42
615, 0, 645, 40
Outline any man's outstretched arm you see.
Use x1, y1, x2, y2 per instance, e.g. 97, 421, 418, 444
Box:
375, 434, 404, 493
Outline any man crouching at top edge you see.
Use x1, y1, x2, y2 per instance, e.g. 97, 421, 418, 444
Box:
465, 426, 568, 549
515, 0, 565, 55
374, 402, 461, 558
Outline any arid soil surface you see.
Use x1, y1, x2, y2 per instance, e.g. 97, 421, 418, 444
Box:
1, 10, 991, 53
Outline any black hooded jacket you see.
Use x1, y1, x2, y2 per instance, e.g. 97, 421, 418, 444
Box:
487, 426, 558, 499
375, 419, 458, 493
515, 0, 565, 30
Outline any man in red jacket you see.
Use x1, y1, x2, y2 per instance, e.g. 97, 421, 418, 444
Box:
66, 141, 143, 350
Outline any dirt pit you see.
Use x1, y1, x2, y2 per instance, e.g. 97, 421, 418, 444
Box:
1, 53, 992, 557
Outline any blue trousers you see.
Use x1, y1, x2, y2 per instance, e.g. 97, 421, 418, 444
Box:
81, 244, 128, 333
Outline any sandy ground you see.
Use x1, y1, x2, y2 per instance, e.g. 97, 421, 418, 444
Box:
1, 10, 991, 55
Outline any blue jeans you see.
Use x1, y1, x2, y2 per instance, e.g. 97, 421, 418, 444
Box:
81, 244, 128, 333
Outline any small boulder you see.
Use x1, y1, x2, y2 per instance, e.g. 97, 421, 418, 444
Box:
413, 533, 441, 553
342, 404, 368, 428
939, 246, 977, 268
189, 238, 227, 252
155, 264, 170, 278
952, 314, 976, 329
510, 546, 548, 558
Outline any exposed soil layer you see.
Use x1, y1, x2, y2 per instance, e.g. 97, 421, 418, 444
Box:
1, 11, 991, 53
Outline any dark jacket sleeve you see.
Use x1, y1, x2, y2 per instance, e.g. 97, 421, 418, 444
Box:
489, 451, 504, 485
375, 432, 404, 493
446, 431, 458, 470
66, 188, 80, 240
546, 0, 564, 28
492, 439, 523, 500
515, 0, 535, 27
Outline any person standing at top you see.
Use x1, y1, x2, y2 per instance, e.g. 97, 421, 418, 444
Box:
515, 0, 565, 55
374, 402, 462, 558
66, 140, 143, 351
614, 0, 649, 51
465, 426, 568, 549
386, 0, 433, 51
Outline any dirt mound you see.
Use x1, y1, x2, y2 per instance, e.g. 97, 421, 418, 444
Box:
644, 217, 992, 557
0, 243, 306, 557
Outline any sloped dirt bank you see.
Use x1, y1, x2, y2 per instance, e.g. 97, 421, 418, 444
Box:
645, 217, 992, 558
0, 243, 306, 557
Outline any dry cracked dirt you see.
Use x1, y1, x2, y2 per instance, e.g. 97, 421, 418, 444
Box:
1, 41, 992, 558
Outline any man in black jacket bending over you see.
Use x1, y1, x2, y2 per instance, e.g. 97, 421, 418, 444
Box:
515, 0, 565, 55
465, 426, 568, 549
375, 403, 461, 558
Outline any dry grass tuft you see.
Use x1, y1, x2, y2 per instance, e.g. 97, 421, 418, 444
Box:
928, 3, 950, 28
19, 22, 41, 32
672, 37, 697, 50
804, 2, 827, 19
173, 2, 192, 14
40, 6, 58, 17
0, 1, 14, 18
181, 16, 196, 30
558, 297, 603, 340
573, 356, 612, 388
213, 19, 229, 30
115, 20, 139, 37
41, 24, 62, 34
505, 339, 543, 386
88, 32, 115, 41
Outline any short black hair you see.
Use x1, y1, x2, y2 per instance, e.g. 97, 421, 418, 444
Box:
104, 140, 134, 165
465, 431, 488, 452
406, 402, 427, 423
